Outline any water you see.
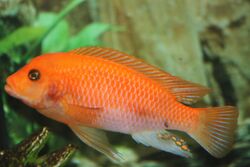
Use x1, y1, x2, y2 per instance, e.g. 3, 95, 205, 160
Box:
0, 0, 249, 166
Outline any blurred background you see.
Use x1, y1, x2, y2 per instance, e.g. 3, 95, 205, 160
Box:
0, 0, 249, 166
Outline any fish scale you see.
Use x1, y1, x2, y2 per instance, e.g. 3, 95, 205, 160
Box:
53, 56, 194, 133
5, 47, 238, 162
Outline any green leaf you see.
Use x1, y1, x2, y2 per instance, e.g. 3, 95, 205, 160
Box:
67, 23, 110, 50
8, 50, 22, 64
0, 26, 46, 54
35, 12, 69, 53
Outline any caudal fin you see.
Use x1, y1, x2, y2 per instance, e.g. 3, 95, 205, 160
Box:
190, 106, 238, 158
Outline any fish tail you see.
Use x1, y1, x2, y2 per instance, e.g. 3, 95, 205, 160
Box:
189, 106, 238, 158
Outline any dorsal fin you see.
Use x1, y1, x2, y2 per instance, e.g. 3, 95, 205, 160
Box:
69, 47, 211, 105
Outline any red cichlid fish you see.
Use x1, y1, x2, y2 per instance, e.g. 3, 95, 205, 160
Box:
5, 47, 238, 162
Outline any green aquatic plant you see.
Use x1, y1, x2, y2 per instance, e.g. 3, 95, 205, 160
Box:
0, 0, 110, 64
0, 127, 76, 167
0, 0, 112, 166
0, 26, 46, 57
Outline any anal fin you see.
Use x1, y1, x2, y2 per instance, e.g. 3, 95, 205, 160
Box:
68, 124, 124, 163
132, 130, 192, 158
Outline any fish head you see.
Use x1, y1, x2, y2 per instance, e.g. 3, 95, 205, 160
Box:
5, 55, 54, 109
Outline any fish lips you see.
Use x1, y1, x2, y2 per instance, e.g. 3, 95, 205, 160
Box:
4, 83, 30, 106
4, 82, 44, 109
4, 83, 20, 99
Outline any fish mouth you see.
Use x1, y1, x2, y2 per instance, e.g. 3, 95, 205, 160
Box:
4, 83, 20, 99
4, 83, 34, 107
4, 82, 43, 109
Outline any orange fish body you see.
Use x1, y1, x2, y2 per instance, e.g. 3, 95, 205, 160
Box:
5, 47, 238, 162
39, 53, 196, 132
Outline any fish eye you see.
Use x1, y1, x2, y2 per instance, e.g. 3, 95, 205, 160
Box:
28, 69, 40, 81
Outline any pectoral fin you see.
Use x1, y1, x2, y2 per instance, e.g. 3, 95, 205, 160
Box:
132, 130, 192, 158
68, 124, 124, 163
60, 97, 104, 124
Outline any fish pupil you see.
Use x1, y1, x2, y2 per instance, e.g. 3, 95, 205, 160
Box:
28, 69, 40, 81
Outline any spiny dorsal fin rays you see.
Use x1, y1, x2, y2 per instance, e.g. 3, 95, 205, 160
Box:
69, 47, 211, 105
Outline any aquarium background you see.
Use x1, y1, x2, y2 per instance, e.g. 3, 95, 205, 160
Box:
0, 0, 249, 166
